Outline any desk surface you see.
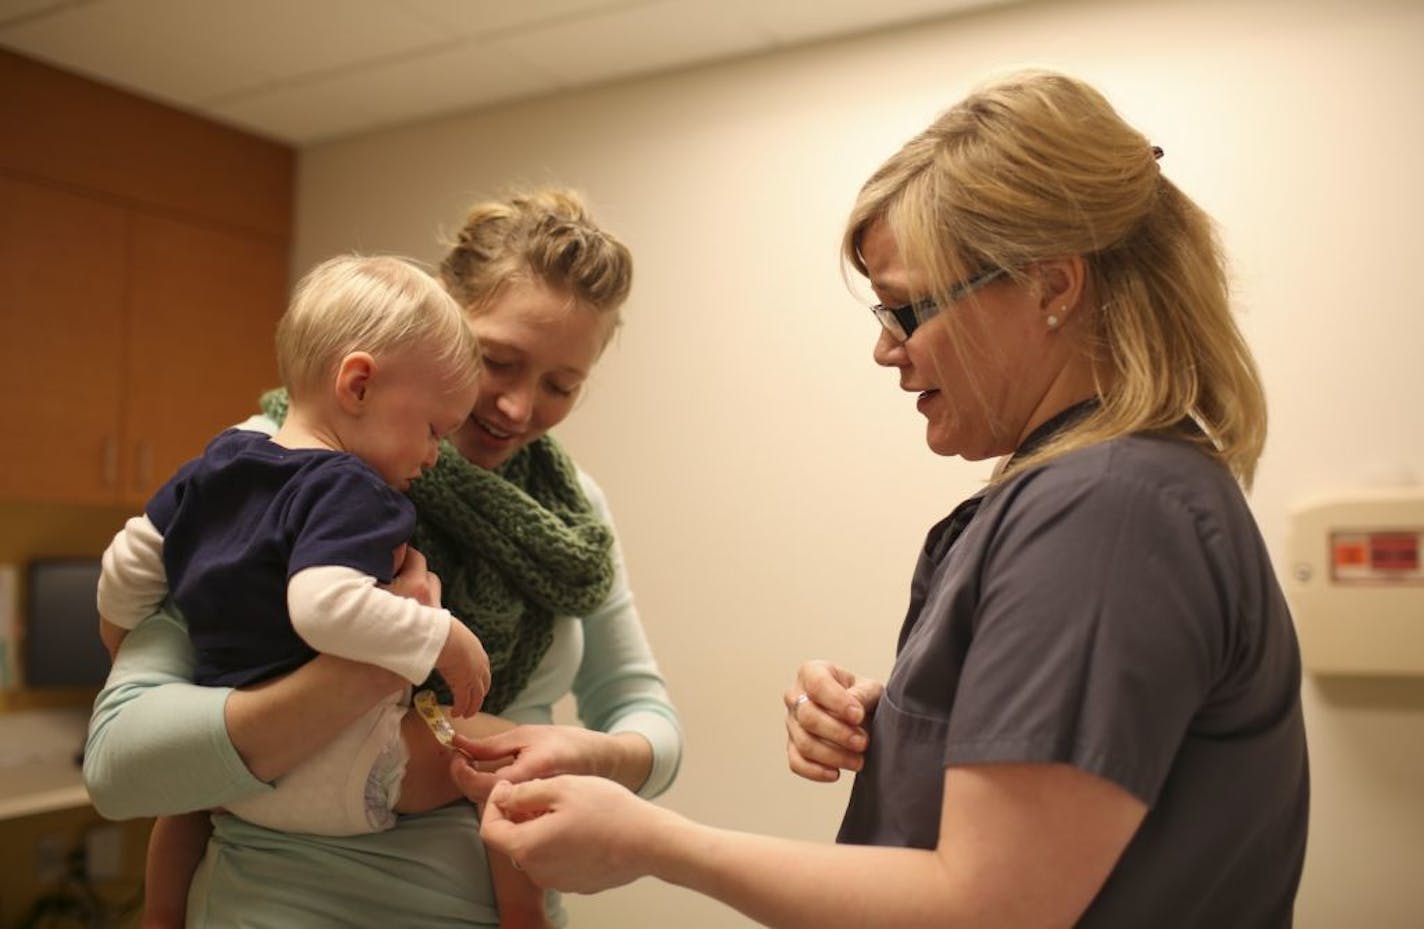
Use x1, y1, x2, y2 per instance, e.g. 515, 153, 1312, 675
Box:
0, 706, 91, 820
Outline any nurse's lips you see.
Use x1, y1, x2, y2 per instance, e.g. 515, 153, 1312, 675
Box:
915, 389, 939, 413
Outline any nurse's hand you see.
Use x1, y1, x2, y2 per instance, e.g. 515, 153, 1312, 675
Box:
784, 659, 883, 783
481, 776, 670, 894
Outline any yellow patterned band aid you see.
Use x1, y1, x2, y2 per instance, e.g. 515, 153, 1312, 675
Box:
414, 689, 469, 757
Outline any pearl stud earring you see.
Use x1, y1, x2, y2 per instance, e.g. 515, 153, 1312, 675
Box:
1046, 313, 1062, 330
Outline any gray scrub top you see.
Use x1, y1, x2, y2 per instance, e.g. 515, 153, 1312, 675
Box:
837, 422, 1308, 927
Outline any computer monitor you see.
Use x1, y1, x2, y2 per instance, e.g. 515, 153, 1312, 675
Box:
24, 558, 109, 689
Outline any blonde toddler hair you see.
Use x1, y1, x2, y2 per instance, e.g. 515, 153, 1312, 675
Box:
276, 254, 481, 400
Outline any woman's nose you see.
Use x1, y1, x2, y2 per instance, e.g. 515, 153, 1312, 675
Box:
872, 327, 907, 367
495, 385, 533, 425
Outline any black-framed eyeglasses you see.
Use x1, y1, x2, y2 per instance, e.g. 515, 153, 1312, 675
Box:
870, 267, 1007, 342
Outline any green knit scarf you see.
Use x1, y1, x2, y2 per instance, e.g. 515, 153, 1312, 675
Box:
259, 388, 615, 714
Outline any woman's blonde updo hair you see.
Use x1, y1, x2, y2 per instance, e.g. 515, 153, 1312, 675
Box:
276, 254, 480, 401
440, 189, 633, 325
844, 70, 1266, 487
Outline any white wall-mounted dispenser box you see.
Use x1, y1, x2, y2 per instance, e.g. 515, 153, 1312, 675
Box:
1286, 489, 1424, 675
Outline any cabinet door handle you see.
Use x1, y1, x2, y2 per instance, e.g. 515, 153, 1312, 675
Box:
101, 436, 118, 488
134, 440, 153, 493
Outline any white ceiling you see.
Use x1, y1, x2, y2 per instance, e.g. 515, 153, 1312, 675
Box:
0, 0, 1017, 146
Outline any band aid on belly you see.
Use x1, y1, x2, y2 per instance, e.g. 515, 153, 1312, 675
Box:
413, 689, 470, 757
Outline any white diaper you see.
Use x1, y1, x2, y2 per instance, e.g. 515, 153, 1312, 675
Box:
225, 689, 410, 836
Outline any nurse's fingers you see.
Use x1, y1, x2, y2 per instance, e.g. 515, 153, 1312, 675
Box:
785, 684, 868, 755
794, 660, 867, 726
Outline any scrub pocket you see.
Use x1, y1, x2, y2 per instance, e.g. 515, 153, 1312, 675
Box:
836, 690, 950, 850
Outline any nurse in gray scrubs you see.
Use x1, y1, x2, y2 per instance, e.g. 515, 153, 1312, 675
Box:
465, 69, 1308, 929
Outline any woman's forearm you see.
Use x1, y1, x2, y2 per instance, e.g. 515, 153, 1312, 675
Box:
647, 763, 1141, 929
224, 655, 406, 782
485, 764, 1135, 929
651, 818, 955, 929
85, 611, 263, 818
605, 731, 654, 793
481, 776, 955, 929
604, 706, 680, 798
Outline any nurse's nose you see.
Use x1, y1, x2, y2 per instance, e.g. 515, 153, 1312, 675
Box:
872, 327, 908, 368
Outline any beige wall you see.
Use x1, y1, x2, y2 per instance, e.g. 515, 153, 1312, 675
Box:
296, 0, 1424, 925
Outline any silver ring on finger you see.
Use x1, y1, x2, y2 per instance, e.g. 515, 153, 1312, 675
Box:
793, 692, 810, 711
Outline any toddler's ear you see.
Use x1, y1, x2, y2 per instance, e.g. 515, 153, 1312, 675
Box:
334, 351, 377, 412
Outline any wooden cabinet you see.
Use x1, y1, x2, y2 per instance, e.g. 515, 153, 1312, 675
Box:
0, 180, 287, 505
0, 49, 292, 507
0, 179, 129, 504
123, 214, 287, 502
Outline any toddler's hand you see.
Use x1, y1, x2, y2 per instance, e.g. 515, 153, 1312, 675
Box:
437, 621, 491, 718
387, 545, 441, 608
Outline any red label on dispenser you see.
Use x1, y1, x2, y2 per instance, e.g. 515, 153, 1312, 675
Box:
1331, 530, 1424, 583
1370, 533, 1419, 572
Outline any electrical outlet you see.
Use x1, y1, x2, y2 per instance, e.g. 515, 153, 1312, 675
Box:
85, 823, 124, 880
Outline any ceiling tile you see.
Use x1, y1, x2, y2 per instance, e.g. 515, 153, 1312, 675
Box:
1, 0, 460, 104
124, 0, 451, 92
0, 0, 1030, 145
728, 0, 1015, 45
208, 39, 562, 144
495, 0, 772, 86
0, 0, 264, 103
395, 0, 648, 40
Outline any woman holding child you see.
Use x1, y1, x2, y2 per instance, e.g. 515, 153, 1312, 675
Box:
84, 190, 681, 928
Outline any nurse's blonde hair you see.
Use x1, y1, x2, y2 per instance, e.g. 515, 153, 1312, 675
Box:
844, 70, 1267, 487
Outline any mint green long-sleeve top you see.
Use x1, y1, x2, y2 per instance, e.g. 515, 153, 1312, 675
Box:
84, 470, 682, 927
